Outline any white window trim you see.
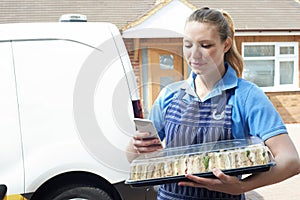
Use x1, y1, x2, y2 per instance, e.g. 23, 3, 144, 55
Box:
242, 42, 299, 92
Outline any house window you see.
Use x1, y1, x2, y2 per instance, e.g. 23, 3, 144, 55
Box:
242, 42, 299, 91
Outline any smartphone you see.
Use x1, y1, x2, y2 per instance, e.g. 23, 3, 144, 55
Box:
133, 118, 162, 144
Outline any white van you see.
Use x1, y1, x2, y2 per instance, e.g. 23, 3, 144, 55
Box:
0, 22, 155, 200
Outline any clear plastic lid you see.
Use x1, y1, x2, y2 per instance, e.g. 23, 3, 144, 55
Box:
132, 136, 265, 163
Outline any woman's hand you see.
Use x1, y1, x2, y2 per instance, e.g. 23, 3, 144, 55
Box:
178, 168, 244, 195
126, 131, 163, 162
132, 131, 163, 153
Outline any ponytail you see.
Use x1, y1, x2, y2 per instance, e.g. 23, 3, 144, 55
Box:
221, 10, 244, 77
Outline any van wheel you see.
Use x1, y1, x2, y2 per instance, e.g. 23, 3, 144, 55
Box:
43, 186, 113, 200
53, 186, 113, 200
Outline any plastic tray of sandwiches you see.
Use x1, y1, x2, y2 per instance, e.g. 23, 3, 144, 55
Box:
125, 137, 275, 187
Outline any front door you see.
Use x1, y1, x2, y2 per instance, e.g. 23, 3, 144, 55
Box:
141, 45, 188, 117
148, 49, 183, 105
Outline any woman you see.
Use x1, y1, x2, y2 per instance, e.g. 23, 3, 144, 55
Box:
126, 7, 300, 199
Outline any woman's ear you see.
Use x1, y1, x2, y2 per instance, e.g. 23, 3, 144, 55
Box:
224, 37, 232, 53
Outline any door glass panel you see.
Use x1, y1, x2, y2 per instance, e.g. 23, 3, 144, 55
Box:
280, 61, 294, 84
244, 60, 275, 87
160, 55, 174, 70
142, 49, 150, 117
244, 45, 275, 57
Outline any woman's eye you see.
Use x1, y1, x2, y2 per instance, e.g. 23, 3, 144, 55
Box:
184, 44, 192, 48
201, 44, 212, 49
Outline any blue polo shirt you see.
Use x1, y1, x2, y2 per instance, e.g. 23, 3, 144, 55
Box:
148, 63, 287, 142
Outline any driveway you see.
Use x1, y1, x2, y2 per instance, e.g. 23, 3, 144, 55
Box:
246, 124, 300, 200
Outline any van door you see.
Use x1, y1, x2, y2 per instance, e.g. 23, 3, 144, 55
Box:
11, 36, 137, 192
0, 42, 24, 194
10, 39, 118, 189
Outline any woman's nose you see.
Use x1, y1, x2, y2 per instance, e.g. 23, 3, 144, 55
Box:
190, 46, 202, 59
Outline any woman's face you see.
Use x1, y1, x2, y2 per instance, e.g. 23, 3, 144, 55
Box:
183, 21, 231, 76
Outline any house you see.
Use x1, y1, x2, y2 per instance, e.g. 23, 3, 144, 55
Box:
1, 0, 299, 123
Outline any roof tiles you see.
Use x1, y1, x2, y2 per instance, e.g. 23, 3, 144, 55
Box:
0, 0, 299, 30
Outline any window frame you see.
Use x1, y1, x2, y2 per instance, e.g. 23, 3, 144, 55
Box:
242, 42, 299, 92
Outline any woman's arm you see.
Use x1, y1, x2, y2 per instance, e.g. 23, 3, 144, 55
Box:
241, 133, 300, 191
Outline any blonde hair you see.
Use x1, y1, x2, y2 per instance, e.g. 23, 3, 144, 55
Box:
187, 7, 244, 77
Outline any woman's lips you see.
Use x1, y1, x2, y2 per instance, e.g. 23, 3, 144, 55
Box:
190, 62, 206, 68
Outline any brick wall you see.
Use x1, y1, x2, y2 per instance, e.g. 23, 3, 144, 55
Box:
124, 39, 142, 93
